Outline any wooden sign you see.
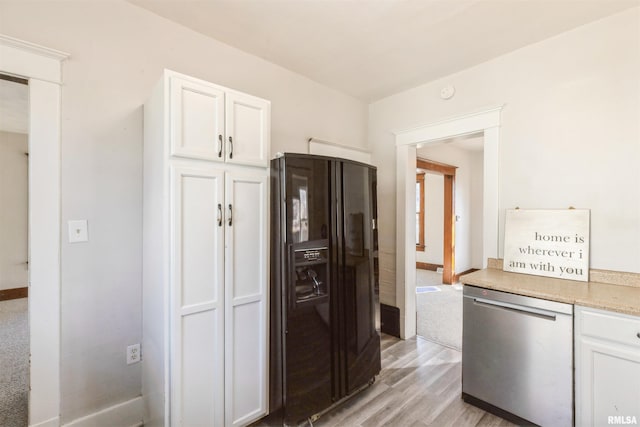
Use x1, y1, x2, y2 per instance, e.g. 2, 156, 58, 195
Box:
503, 209, 590, 282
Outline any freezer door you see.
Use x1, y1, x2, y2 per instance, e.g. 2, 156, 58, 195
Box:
283, 156, 330, 245
281, 157, 333, 424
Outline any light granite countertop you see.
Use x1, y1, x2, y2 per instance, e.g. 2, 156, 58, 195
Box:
460, 266, 640, 317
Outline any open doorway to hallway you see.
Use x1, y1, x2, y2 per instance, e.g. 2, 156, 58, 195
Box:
0, 75, 30, 427
414, 133, 484, 350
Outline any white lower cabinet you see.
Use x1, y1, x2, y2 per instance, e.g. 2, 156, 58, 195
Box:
223, 171, 268, 427
171, 167, 226, 427
575, 306, 640, 427
171, 167, 268, 427
143, 70, 269, 427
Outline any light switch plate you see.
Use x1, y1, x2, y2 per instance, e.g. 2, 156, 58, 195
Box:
68, 220, 88, 243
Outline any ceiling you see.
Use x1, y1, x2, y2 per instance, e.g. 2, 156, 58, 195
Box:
129, 0, 638, 102
1, 0, 636, 132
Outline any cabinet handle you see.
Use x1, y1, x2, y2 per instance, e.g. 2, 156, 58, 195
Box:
228, 204, 233, 226
217, 204, 222, 227
228, 136, 233, 159
637, 332, 640, 339
217, 135, 223, 158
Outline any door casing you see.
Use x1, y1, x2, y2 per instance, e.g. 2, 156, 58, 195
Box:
0, 34, 68, 427
416, 158, 457, 285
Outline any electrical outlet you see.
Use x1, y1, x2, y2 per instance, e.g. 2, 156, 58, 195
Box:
126, 343, 141, 365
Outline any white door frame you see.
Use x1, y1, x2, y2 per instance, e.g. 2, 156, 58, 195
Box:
394, 106, 502, 339
0, 34, 68, 427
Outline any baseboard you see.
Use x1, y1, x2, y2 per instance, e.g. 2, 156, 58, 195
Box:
453, 268, 479, 283
63, 396, 143, 427
30, 416, 59, 427
416, 262, 442, 271
0, 286, 28, 301
380, 304, 400, 338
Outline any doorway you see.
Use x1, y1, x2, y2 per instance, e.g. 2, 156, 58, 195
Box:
0, 74, 29, 426
394, 106, 502, 339
415, 157, 456, 284
0, 35, 67, 426
414, 136, 484, 349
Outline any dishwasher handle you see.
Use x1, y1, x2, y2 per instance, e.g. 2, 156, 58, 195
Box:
472, 296, 559, 321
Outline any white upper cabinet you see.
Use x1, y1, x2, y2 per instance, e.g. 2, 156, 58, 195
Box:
225, 91, 270, 167
170, 77, 225, 162
169, 72, 270, 167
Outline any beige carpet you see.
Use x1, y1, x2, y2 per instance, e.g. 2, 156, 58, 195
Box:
0, 298, 29, 427
416, 270, 463, 350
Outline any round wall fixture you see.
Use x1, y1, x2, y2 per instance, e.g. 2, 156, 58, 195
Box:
440, 84, 455, 100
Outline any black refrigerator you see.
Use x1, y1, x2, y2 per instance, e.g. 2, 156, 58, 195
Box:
268, 153, 381, 425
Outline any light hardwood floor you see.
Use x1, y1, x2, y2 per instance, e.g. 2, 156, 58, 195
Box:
314, 334, 516, 427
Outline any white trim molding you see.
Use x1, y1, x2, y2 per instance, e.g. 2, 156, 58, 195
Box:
29, 418, 59, 427
62, 397, 144, 427
394, 105, 503, 339
0, 33, 68, 427
0, 34, 68, 84
394, 105, 503, 146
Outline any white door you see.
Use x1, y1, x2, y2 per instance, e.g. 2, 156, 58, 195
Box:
170, 76, 226, 162
225, 92, 270, 168
577, 337, 640, 426
171, 166, 225, 426
224, 171, 268, 426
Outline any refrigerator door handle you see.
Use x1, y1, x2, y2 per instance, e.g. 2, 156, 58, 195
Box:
472, 297, 558, 321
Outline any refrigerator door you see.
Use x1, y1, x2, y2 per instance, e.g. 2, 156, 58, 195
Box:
336, 162, 381, 397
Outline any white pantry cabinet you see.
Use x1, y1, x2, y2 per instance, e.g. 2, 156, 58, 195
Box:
143, 69, 269, 427
170, 71, 270, 167
575, 306, 640, 427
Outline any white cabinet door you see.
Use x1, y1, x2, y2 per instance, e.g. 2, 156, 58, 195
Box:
575, 307, 640, 427
224, 171, 268, 426
171, 77, 225, 162
225, 92, 270, 168
577, 338, 640, 426
171, 166, 225, 427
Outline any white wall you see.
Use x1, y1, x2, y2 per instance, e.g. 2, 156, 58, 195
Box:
416, 172, 444, 265
371, 7, 640, 306
0, 131, 28, 291
0, 1, 368, 423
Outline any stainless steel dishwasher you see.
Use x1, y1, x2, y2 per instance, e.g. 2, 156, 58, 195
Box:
462, 285, 573, 427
